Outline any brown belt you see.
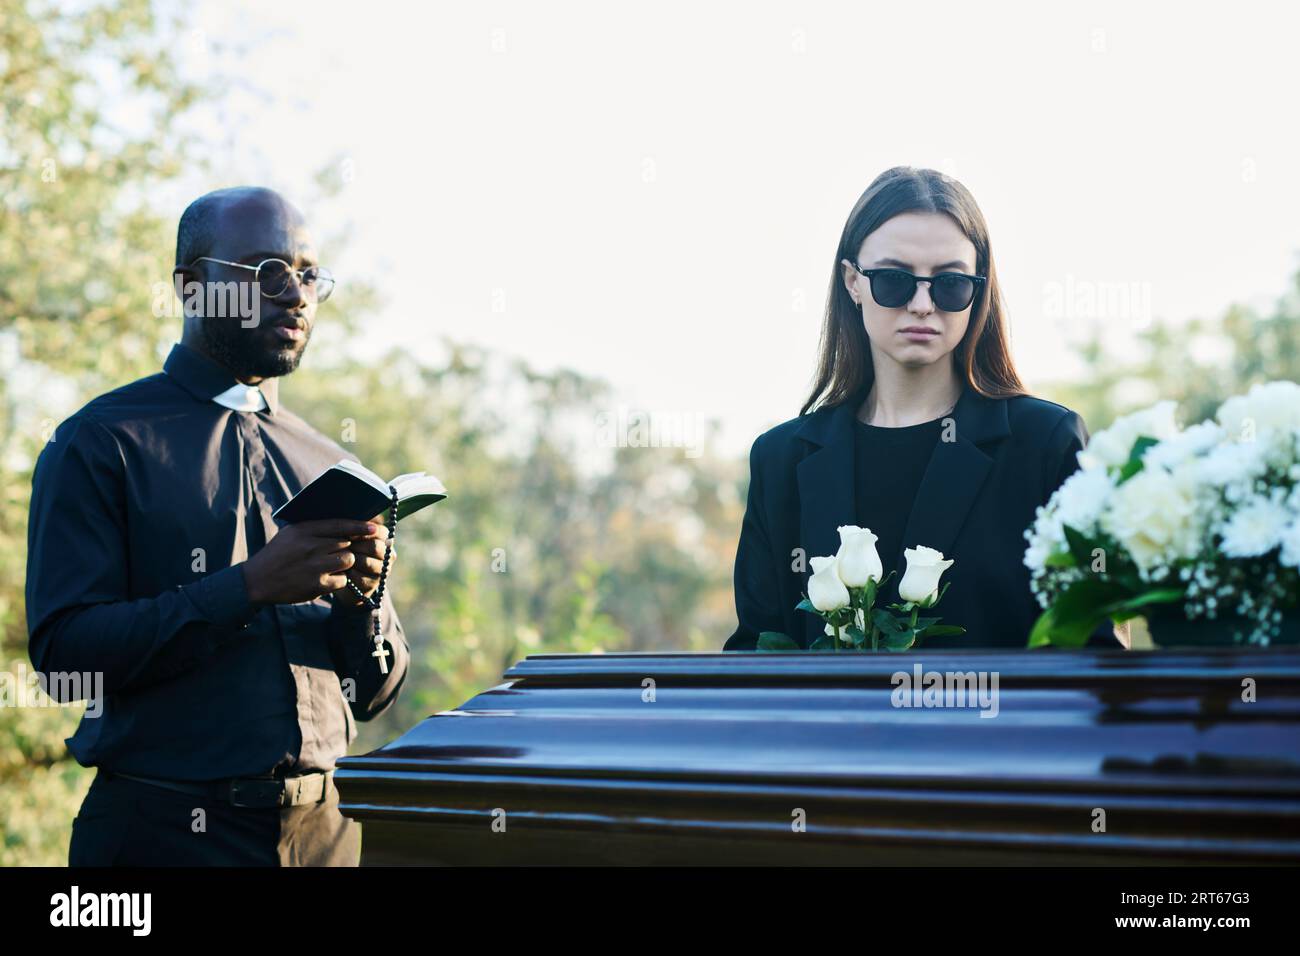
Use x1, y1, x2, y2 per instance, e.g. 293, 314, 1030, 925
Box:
106, 769, 332, 808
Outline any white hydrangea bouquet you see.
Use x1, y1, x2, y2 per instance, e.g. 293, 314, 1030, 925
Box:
758, 525, 965, 652
1024, 381, 1300, 648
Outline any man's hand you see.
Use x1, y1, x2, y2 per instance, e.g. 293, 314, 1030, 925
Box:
241, 519, 378, 607
330, 514, 395, 607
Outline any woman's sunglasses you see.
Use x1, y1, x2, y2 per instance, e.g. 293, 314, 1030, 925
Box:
844, 260, 985, 313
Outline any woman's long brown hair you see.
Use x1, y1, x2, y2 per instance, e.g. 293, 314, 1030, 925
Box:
801, 166, 1025, 415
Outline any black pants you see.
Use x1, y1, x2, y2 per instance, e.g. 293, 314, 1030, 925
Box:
68, 769, 360, 866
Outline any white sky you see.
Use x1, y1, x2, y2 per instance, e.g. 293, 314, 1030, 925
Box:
170, 0, 1300, 456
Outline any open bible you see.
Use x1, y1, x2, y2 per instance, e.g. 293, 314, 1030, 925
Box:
273, 459, 447, 524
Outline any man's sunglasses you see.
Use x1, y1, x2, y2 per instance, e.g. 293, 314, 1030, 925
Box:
188, 257, 335, 303
844, 260, 985, 313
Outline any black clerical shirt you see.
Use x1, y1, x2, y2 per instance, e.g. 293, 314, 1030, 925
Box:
25, 341, 410, 781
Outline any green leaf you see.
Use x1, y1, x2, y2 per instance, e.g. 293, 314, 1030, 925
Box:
795, 597, 816, 614
809, 633, 836, 651
1105, 589, 1185, 621
1028, 608, 1057, 648
827, 607, 856, 629
1062, 524, 1097, 566
1027, 577, 1185, 648
918, 624, 965, 638
871, 608, 909, 635
757, 631, 800, 651
1043, 548, 1077, 568
881, 629, 917, 651
845, 625, 868, 648
1027, 576, 1126, 648
1116, 435, 1160, 484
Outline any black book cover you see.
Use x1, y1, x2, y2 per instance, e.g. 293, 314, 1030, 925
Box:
274, 469, 395, 524
274, 459, 447, 524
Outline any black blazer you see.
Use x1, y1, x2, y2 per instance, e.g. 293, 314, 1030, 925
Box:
726, 385, 1120, 650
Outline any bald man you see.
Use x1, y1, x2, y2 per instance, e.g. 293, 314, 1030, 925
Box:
27, 187, 410, 866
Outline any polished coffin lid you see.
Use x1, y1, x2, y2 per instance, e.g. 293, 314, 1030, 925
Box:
335, 650, 1300, 864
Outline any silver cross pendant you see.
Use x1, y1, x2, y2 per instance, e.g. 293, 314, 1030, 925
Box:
372, 637, 391, 675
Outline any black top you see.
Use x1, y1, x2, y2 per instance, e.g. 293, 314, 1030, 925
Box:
25, 342, 410, 780
853, 415, 945, 593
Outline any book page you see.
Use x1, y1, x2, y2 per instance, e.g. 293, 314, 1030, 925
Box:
392, 472, 446, 499
334, 458, 389, 494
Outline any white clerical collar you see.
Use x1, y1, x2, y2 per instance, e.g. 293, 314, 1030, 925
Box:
212, 381, 268, 412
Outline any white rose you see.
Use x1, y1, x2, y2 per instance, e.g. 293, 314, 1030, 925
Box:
898, 546, 955, 606
834, 524, 883, 587
1078, 400, 1180, 471
808, 555, 850, 612
1100, 466, 1201, 575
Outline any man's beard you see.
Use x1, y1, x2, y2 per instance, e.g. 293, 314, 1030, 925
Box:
197, 315, 312, 379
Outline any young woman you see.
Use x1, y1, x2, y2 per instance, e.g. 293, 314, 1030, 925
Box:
726, 166, 1121, 650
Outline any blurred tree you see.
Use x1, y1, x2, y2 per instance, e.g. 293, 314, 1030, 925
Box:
1043, 268, 1300, 432
0, 0, 203, 389
1037, 272, 1300, 650
0, 0, 744, 865
6, 0, 1295, 870
1, 0, 209, 866
283, 345, 743, 754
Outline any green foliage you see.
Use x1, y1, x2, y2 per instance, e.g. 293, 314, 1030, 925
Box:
1, 0, 203, 392
5, 0, 1299, 869
0, 1, 745, 864
1044, 276, 1300, 435
1116, 436, 1160, 484
1031, 262, 1300, 652
282, 345, 742, 755
1, 0, 208, 867
1028, 578, 1184, 649
775, 573, 963, 654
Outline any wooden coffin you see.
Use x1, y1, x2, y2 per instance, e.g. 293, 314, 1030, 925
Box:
334, 649, 1300, 865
